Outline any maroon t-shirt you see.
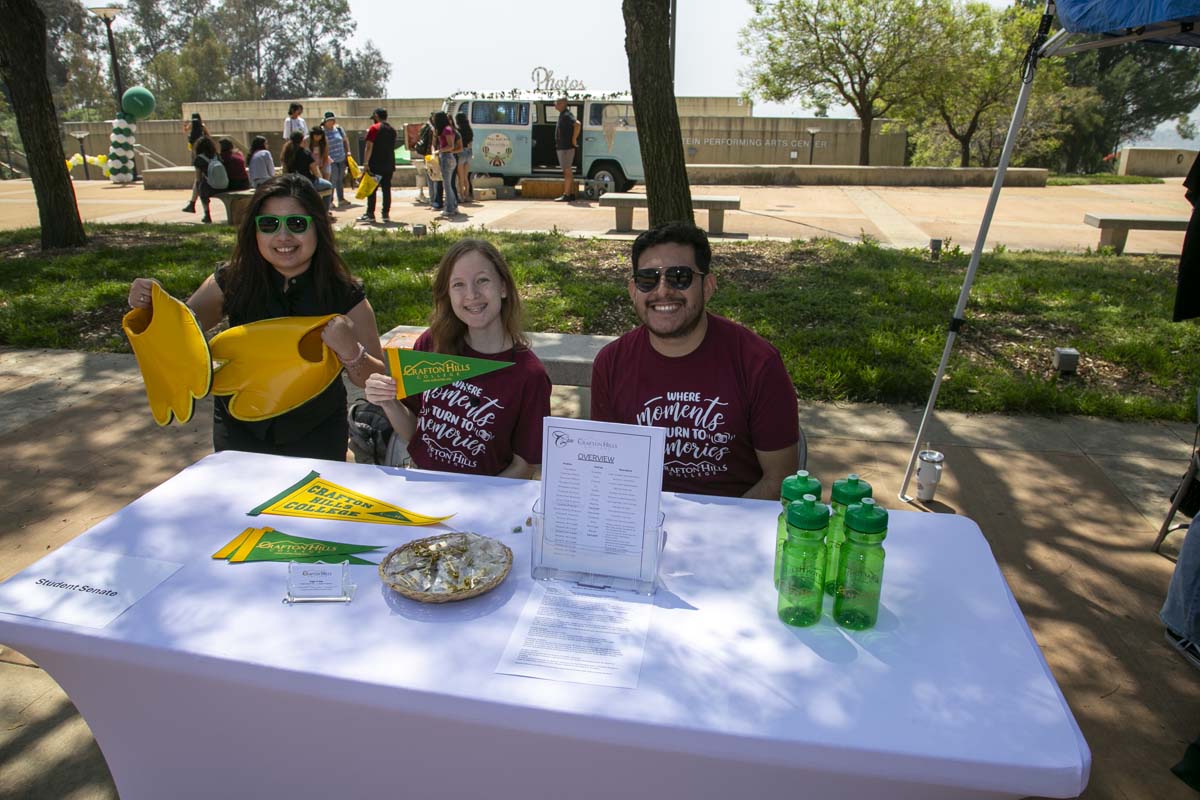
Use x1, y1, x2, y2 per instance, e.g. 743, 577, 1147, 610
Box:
402, 331, 552, 475
590, 313, 799, 497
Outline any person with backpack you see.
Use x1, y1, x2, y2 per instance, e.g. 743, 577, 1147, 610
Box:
191, 136, 227, 224
409, 115, 434, 205
359, 107, 397, 223
322, 111, 350, 207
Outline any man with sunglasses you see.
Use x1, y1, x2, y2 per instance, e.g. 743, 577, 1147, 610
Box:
590, 222, 800, 499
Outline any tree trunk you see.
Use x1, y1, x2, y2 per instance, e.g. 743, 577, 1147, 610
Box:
960, 137, 971, 168
0, 0, 86, 249
857, 113, 873, 166
622, 0, 693, 227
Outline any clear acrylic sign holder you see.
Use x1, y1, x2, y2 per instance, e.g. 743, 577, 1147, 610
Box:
530, 498, 665, 595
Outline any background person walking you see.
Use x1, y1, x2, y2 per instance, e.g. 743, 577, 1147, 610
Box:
554, 96, 580, 202
182, 113, 209, 213
359, 108, 397, 223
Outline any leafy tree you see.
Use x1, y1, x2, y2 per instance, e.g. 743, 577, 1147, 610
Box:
909, 3, 1032, 166
0, 0, 86, 248
741, 0, 939, 165
622, 0, 692, 226
1057, 43, 1200, 172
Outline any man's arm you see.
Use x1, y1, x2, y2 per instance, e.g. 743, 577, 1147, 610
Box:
362, 141, 373, 167
742, 444, 799, 500
572, 119, 581, 148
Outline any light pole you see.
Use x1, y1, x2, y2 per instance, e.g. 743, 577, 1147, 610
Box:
89, 6, 126, 107
806, 127, 820, 166
89, 5, 137, 182
70, 131, 91, 180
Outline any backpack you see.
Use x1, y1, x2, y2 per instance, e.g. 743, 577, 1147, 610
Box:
414, 124, 432, 157
205, 155, 229, 190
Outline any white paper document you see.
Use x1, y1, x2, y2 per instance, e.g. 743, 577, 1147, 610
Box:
496, 583, 654, 688
539, 417, 665, 581
0, 547, 182, 628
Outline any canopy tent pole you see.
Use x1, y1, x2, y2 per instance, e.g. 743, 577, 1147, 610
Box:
898, 8, 1065, 503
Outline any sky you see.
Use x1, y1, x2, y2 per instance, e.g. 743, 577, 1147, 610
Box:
350, 0, 1192, 141
346, 0, 808, 116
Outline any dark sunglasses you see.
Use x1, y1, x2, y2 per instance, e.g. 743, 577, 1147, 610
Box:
255, 214, 313, 235
633, 265, 705, 292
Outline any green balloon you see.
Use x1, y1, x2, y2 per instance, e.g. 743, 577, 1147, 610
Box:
121, 87, 156, 120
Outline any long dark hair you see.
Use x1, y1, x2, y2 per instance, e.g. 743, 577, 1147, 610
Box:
308, 125, 327, 164
433, 111, 450, 134
188, 113, 204, 144
194, 136, 216, 159
222, 174, 356, 323
455, 112, 473, 147
281, 130, 304, 173
429, 238, 527, 355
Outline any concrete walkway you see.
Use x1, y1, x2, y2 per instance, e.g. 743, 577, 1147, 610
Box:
0, 347, 1198, 798
0, 177, 1192, 254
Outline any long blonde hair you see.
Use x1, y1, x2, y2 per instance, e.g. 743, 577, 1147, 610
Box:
429, 239, 528, 355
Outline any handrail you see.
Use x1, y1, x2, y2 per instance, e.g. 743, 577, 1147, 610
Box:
134, 143, 177, 169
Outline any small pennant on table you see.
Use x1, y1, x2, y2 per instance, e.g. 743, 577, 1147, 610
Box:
211, 526, 382, 564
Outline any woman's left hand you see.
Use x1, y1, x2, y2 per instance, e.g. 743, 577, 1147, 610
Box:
321, 315, 359, 361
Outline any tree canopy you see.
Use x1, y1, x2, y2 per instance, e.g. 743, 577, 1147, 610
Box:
741, 0, 941, 165
13, 0, 390, 124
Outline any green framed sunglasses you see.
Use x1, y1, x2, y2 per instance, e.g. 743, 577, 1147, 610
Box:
254, 214, 313, 235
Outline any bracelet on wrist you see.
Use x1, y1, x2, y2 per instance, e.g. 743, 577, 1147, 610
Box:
338, 342, 367, 368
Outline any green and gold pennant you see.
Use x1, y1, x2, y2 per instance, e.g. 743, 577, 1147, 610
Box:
385, 348, 513, 400
212, 526, 383, 564
247, 471, 453, 526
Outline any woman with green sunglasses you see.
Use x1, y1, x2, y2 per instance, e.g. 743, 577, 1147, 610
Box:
128, 174, 385, 460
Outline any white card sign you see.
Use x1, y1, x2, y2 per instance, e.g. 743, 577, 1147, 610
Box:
0, 547, 182, 629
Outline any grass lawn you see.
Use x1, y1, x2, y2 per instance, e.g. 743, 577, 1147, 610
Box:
1046, 173, 1165, 186
0, 223, 1195, 421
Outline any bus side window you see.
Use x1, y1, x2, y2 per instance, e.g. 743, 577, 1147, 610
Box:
471, 101, 528, 126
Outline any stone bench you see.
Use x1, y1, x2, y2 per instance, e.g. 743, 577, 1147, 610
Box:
381, 325, 614, 387
214, 186, 332, 226
598, 193, 741, 235
1083, 212, 1189, 254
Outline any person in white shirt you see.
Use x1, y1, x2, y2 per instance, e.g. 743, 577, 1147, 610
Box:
283, 102, 306, 141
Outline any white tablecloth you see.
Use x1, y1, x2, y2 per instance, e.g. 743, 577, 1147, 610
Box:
0, 451, 1089, 799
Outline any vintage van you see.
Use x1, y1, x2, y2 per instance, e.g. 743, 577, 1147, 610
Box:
443, 92, 644, 192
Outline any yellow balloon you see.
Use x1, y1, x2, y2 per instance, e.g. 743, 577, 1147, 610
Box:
209, 315, 342, 422
122, 283, 213, 425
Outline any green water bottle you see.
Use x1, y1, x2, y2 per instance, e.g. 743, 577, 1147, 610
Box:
833, 497, 889, 630
774, 470, 822, 588
826, 474, 872, 596
777, 494, 829, 627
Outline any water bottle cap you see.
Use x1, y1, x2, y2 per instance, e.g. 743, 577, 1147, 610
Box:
832, 473, 873, 504
787, 494, 830, 531
781, 470, 822, 502
845, 497, 888, 534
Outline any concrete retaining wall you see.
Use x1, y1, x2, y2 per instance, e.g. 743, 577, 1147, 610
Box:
1118, 147, 1198, 177
682, 118, 906, 167
685, 164, 1047, 187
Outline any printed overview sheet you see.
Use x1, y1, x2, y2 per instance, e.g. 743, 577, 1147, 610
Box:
496, 583, 654, 688
0, 547, 182, 628
539, 417, 665, 580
